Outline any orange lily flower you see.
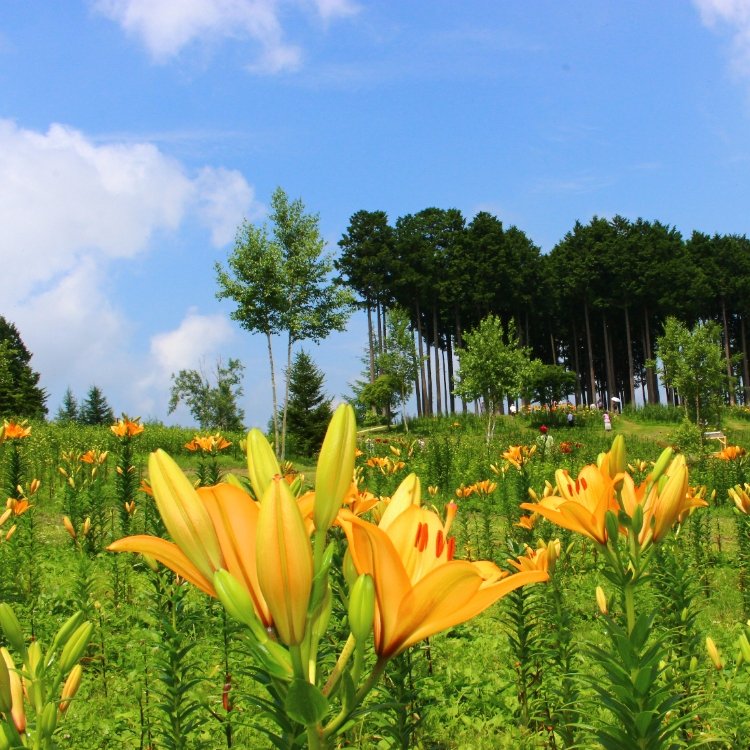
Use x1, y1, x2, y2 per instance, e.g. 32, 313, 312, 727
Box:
520, 462, 619, 545
111, 416, 144, 438
714, 445, 746, 461
109, 450, 272, 627
339, 484, 547, 659
3, 421, 31, 439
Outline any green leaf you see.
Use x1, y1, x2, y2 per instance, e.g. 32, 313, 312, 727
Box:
284, 678, 329, 727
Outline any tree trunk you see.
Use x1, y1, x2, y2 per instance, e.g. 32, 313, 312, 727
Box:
280, 333, 293, 460
412, 324, 422, 418
602, 314, 611, 407
572, 320, 582, 405
432, 304, 442, 415
643, 306, 660, 404
446, 335, 456, 414
415, 302, 430, 416
366, 304, 376, 384
742, 316, 750, 405
266, 331, 280, 457
584, 303, 597, 406
624, 306, 635, 405
455, 308, 467, 414
721, 297, 735, 406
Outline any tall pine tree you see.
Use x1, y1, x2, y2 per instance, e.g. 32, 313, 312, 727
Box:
0, 316, 47, 419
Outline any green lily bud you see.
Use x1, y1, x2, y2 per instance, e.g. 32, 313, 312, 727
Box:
314, 405, 356, 533
608, 434, 626, 477
0, 605, 25, 656
348, 574, 375, 643
342, 549, 358, 589
0, 653, 12, 714
58, 622, 93, 674
46, 612, 84, 667
604, 510, 620, 543
651, 446, 674, 484
246, 429, 281, 501
27, 640, 42, 678
40, 702, 58, 737
739, 633, 750, 664
212, 569, 268, 643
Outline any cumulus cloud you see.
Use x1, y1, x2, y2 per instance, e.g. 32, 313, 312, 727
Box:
0, 118, 258, 419
0, 119, 256, 304
150, 310, 236, 375
94, 0, 358, 73
694, 0, 750, 76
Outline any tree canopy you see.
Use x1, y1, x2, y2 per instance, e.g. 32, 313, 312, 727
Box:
0, 317, 47, 420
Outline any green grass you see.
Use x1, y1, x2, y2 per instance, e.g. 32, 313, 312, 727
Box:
3, 411, 750, 748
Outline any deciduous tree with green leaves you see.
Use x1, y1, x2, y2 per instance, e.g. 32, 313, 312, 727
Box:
653, 317, 727, 426
168, 357, 245, 431
454, 315, 533, 442
216, 187, 353, 458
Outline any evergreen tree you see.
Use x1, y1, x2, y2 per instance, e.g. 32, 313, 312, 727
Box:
0, 316, 47, 419
56, 387, 80, 423
79, 385, 115, 426
284, 350, 333, 457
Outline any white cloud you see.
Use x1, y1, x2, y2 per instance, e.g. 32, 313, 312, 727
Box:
0, 118, 259, 420
150, 310, 236, 375
94, 0, 357, 73
694, 0, 750, 76
0, 119, 256, 305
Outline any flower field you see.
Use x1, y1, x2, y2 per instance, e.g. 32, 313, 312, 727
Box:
1, 409, 750, 749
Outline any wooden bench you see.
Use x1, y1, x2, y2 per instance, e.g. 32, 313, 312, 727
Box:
703, 430, 727, 448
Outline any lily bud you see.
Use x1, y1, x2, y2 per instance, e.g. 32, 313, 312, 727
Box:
314, 405, 356, 533
608, 434, 626, 477
342, 549, 358, 588
706, 636, 723, 670
348, 574, 375, 643
0, 653, 11, 714
212, 569, 266, 641
651, 446, 674, 484
59, 622, 93, 674
256, 478, 313, 646
63, 516, 76, 540
0, 604, 26, 656
47, 612, 84, 664
149, 449, 222, 581
245, 429, 281, 501
0, 649, 24, 733
596, 586, 608, 615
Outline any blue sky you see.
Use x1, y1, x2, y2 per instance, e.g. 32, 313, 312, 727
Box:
2, 0, 749, 428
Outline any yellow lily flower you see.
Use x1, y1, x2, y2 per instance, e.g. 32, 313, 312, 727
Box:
520, 462, 619, 545
339, 498, 547, 659
730, 483, 750, 514
109, 454, 272, 628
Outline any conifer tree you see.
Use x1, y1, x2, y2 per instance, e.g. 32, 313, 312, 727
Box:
0, 316, 47, 419
79, 385, 115, 426
284, 350, 332, 457
56, 387, 80, 423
